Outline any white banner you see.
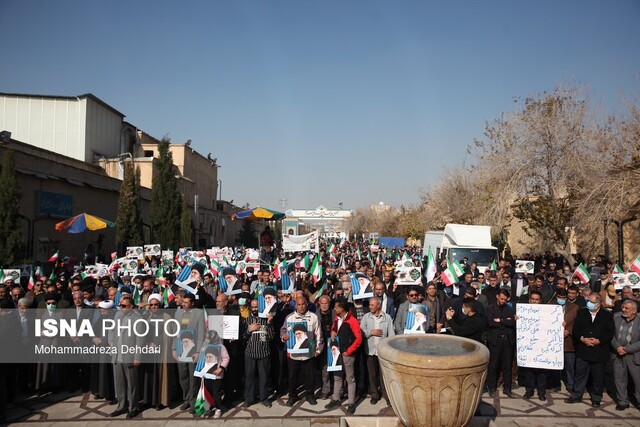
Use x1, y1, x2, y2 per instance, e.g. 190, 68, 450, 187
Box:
516, 304, 564, 370
282, 231, 319, 253
612, 272, 640, 290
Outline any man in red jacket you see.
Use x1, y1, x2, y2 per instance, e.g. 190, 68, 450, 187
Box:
325, 298, 363, 414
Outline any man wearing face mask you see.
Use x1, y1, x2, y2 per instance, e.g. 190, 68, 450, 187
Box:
444, 298, 485, 343
551, 287, 579, 394
611, 299, 640, 411
565, 293, 614, 407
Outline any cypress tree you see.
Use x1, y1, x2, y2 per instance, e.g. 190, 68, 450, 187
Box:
150, 138, 181, 250
0, 149, 26, 264
180, 200, 193, 248
116, 161, 143, 250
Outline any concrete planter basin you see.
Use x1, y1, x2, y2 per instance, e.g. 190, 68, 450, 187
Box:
378, 334, 489, 427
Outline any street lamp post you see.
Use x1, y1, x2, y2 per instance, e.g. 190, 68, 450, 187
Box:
612, 216, 638, 266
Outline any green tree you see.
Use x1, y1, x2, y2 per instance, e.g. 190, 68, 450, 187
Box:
180, 200, 193, 248
0, 149, 26, 264
150, 138, 182, 250
116, 161, 143, 250
236, 220, 256, 247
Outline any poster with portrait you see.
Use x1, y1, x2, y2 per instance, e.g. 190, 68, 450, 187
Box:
176, 329, 197, 362
286, 321, 311, 355
350, 273, 374, 300
144, 244, 162, 257
612, 272, 640, 290
280, 271, 295, 294
258, 286, 278, 318
394, 266, 423, 286
2, 269, 21, 283
194, 344, 223, 379
515, 260, 535, 274
161, 250, 174, 267
404, 304, 429, 334
126, 246, 144, 260
220, 271, 243, 295
327, 337, 342, 372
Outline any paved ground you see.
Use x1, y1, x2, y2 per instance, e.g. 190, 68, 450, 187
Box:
4, 386, 640, 426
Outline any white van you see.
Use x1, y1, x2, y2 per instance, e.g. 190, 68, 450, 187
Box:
423, 224, 499, 272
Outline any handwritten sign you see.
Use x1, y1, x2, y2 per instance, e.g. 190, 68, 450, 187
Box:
207, 315, 239, 340
516, 304, 564, 370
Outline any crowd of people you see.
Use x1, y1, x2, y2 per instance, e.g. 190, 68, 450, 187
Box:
0, 239, 638, 421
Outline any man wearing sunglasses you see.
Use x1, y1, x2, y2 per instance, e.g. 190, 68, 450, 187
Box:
393, 286, 422, 335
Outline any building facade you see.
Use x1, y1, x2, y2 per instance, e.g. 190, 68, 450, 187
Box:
0, 92, 245, 263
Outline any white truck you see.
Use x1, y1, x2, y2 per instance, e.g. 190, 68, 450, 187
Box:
422, 224, 499, 272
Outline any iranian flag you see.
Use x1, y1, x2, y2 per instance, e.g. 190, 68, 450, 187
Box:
27, 274, 35, 290
631, 255, 640, 275
156, 266, 165, 279
210, 259, 221, 276
49, 270, 56, 281
490, 260, 497, 272
309, 255, 323, 283
34, 265, 44, 279
441, 264, 457, 287
163, 286, 175, 305
340, 237, 347, 247
339, 254, 347, 270
367, 253, 374, 266
272, 259, 282, 280
313, 283, 326, 302
194, 379, 214, 416
425, 247, 437, 282
0, 269, 3, 282
402, 251, 410, 260
133, 286, 140, 306
573, 263, 591, 284
298, 254, 310, 270
327, 243, 337, 254
612, 264, 624, 274
48, 251, 59, 262
356, 249, 362, 260
450, 259, 465, 278
111, 251, 117, 261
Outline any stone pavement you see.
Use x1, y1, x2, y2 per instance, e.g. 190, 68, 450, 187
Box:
4, 386, 640, 426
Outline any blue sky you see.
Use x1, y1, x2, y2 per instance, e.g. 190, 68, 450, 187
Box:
1, 1, 639, 210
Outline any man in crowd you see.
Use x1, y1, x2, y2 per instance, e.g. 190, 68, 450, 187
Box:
244, 298, 275, 408
611, 299, 640, 411
565, 293, 615, 408
173, 293, 206, 413
280, 296, 323, 406
360, 296, 394, 407
325, 298, 362, 414
519, 290, 550, 401
486, 289, 516, 398
445, 297, 486, 343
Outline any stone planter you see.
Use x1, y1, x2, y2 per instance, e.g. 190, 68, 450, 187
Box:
378, 334, 489, 427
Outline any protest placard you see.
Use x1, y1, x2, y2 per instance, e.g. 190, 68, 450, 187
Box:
516, 303, 564, 369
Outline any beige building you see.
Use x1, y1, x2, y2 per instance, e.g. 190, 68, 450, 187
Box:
0, 92, 246, 263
